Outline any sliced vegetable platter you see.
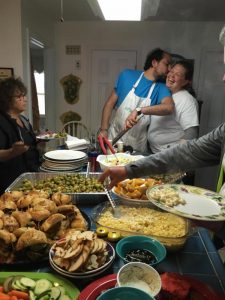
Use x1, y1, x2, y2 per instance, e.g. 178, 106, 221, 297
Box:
0, 272, 80, 300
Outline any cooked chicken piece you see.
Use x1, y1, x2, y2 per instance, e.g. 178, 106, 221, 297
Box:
53, 256, 70, 270
0, 219, 3, 229
29, 208, 51, 222
70, 217, 88, 231
0, 192, 14, 202
28, 190, 50, 198
0, 210, 5, 217
10, 191, 24, 201
51, 192, 72, 205
0, 229, 17, 244
41, 213, 66, 232
57, 205, 75, 215
12, 211, 32, 227
16, 228, 47, 251
31, 199, 57, 213
17, 195, 34, 208
13, 227, 29, 237
0, 200, 17, 211
2, 215, 19, 232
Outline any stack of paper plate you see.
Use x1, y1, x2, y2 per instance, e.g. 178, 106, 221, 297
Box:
40, 149, 88, 172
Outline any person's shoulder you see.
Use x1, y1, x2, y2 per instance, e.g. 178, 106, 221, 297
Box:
155, 82, 170, 92
120, 69, 142, 76
118, 69, 142, 82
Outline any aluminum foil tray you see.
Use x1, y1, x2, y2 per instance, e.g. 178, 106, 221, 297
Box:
6, 172, 108, 205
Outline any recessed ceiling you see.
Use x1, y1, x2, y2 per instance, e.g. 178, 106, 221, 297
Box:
25, 0, 225, 22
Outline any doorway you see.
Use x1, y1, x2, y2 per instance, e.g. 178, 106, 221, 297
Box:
30, 38, 46, 132
89, 49, 137, 135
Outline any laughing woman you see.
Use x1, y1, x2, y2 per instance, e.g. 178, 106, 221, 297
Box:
148, 59, 199, 154
0, 77, 40, 195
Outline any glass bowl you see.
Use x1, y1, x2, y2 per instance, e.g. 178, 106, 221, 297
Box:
91, 200, 190, 251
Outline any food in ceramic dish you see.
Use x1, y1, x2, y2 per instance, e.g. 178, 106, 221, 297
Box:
0, 190, 89, 264
149, 186, 186, 207
113, 178, 162, 201
147, 184, 225, 221
117, 262, 161, 297
50, 230, 109, 273
91, 201, 189, 251
0, 272, 79, 300
50, 236, 115, 279
97, 153, 144, 170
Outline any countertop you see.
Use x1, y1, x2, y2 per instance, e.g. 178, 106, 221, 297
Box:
1, 205, 225, 299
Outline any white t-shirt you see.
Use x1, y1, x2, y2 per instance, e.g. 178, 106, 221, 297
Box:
148, 90, 199, 153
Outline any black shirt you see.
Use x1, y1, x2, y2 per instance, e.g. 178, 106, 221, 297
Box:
0, 112, 40, 195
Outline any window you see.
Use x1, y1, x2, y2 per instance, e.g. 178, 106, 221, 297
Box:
34, 71, 45, 115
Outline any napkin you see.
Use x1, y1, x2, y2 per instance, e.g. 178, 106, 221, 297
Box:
65, 135, 90, 150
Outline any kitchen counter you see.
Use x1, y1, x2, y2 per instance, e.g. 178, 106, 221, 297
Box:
1, 205, 225, 298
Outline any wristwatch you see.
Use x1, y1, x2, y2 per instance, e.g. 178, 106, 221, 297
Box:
135, 107, 142, 116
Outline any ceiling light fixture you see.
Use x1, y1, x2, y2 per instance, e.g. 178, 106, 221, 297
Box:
97, 0, 142, 21
88, 0, 160, 21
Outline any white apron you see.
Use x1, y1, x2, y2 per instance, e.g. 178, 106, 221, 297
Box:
108, 72, 156, 153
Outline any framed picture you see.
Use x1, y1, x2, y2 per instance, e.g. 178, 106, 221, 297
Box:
0, 68, 14, 80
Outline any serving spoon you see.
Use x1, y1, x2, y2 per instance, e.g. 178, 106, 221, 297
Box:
104, 178, 121, 218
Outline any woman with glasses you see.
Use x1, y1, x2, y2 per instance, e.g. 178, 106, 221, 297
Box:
0, 77, 40, 195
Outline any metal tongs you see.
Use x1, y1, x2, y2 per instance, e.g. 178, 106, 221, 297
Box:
98, 135, 119, 163
112, 113, 144, 146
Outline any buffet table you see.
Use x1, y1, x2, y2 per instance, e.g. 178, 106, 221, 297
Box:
2, 204, 225, 298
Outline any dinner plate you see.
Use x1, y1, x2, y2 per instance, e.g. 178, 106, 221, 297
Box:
0, 272, 79, 299
77, 274, 117, 300
147, 184, 225, 221
49, 242, 115, 279
158, 272, 224, 300
44, 150, 87, 161
37, 135, 57, 141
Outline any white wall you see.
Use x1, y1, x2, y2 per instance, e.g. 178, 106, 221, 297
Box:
0, 0, 23, 78
54, 21, 224, 132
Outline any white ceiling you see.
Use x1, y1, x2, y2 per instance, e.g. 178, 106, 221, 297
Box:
26, 0, 225, 22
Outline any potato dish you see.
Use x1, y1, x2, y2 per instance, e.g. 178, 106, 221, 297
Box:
97, 206, 186, 238
114, 178, 162, 200
92, 201, 189, 250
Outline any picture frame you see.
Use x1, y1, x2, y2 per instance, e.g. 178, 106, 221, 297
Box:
0, 68, 14, 80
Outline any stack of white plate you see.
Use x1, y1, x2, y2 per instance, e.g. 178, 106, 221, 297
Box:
40, 149, 88, 172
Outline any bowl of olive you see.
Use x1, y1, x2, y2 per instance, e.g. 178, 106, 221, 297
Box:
116, 235, 166, 267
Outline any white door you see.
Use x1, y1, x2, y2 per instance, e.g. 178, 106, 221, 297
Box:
195, 49, 225, 190
89, 49, 137, 134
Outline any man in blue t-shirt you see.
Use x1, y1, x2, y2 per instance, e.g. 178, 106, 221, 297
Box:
98, 48, 174, 153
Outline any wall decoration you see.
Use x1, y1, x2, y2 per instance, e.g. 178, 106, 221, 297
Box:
60, 110, 81, 124
0, 68, 14, 80
60, 74, 82, 104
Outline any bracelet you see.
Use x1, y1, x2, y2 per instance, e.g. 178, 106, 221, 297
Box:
99, 128, 108, 132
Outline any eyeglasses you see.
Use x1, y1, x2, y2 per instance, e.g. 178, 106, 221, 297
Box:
13, 93, 26, 100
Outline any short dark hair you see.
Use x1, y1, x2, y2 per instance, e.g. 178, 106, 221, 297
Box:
144, 48, 170, 70
0, 77, 27, 112
174, 59, 194, 81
